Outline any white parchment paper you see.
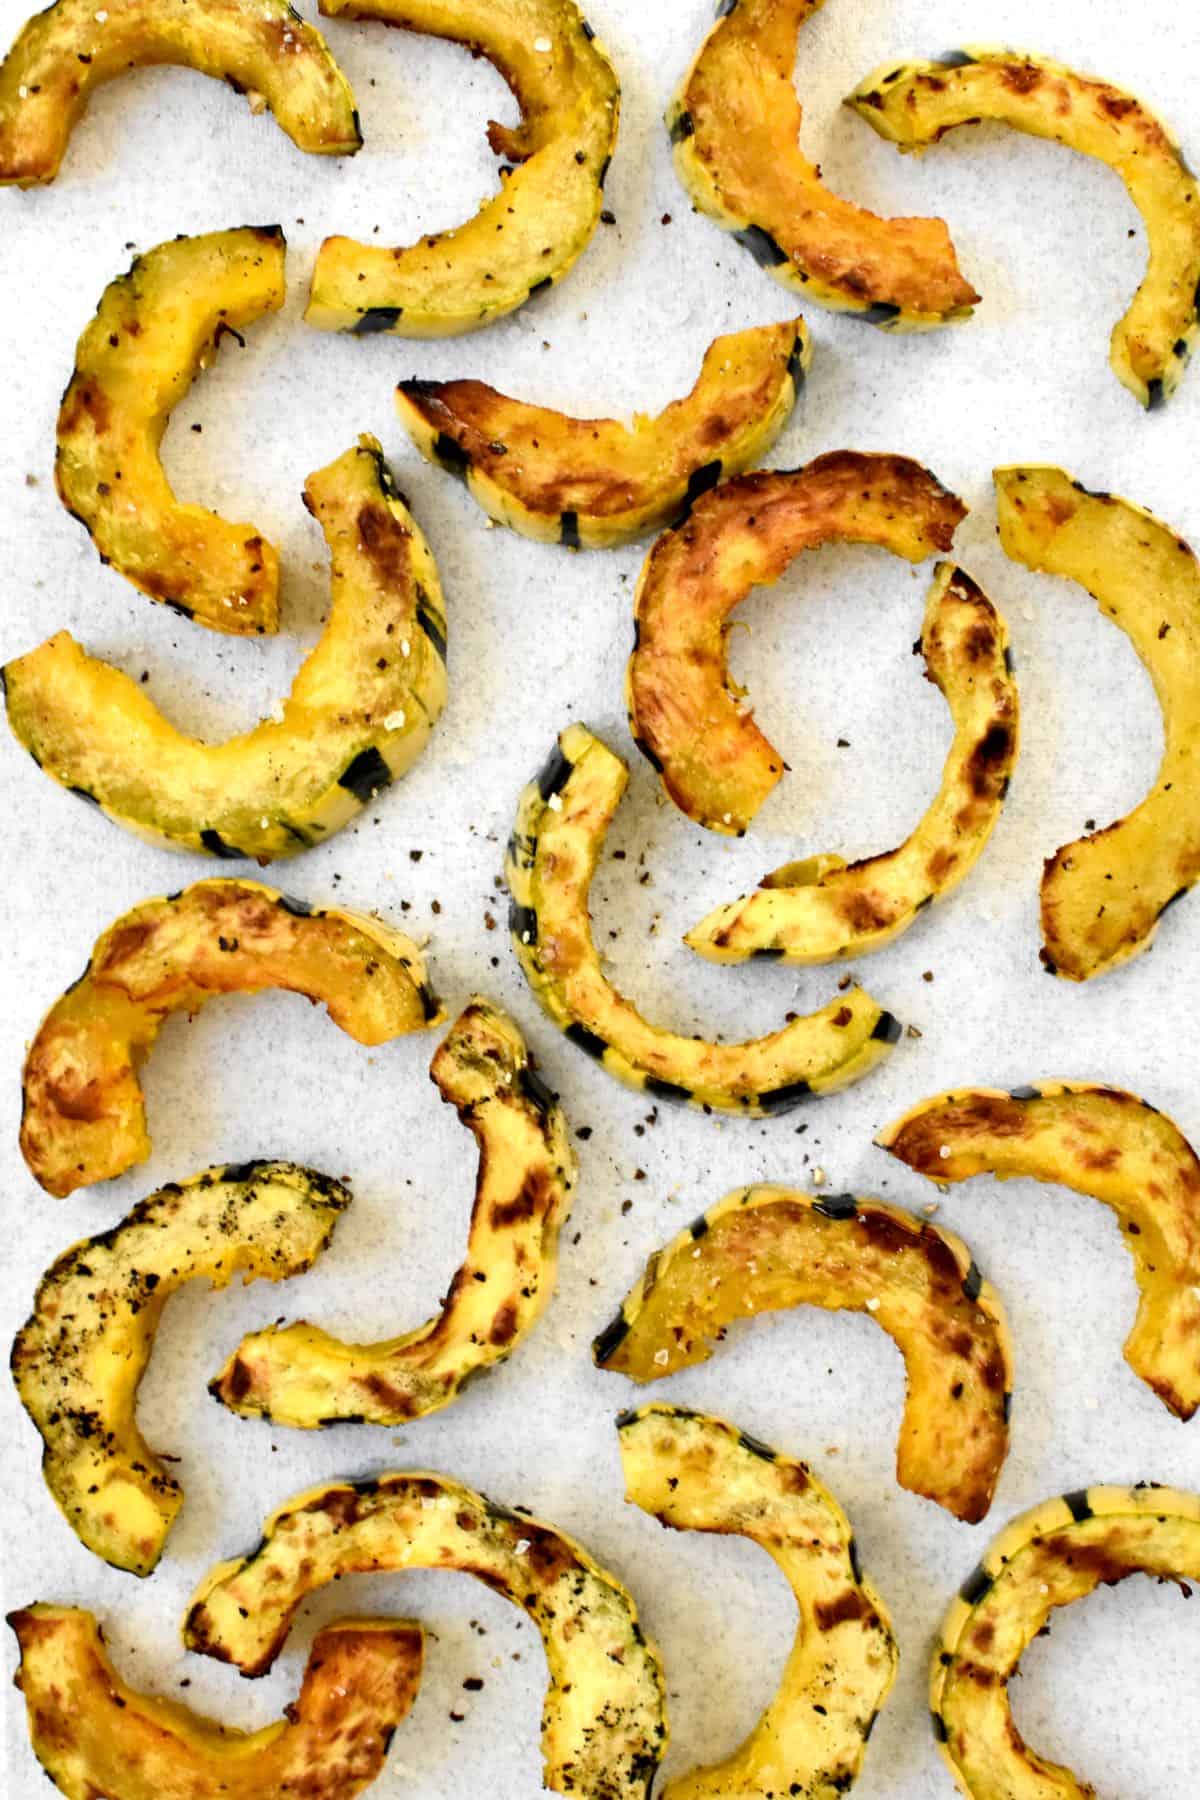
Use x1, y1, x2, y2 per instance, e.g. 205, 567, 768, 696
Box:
2, 0, 1199, 1792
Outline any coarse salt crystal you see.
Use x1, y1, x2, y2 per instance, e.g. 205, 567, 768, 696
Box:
547, 792, 563, 811
653, 1348, 669, 1365
94, 9, 107, 19
865, 1297, 880, 1312
18, 84, 28, 96
939, 1145, 951, 1159
384, 709, 406, 730
515, 1538, 531, 1554
812, 1167, 826, 1186
534, 35, 552, 50
400, 639, 411, 657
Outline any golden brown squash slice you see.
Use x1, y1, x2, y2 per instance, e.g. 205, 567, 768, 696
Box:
931, 1484, 1200, 1799
394, 320, 811, 549
668, 0, 977, 329
12, 1162, 349, 1576
306, 0, 620, 336
619, 1406, 898, 1800
211, 997, 576, 1425
687, 563, 1018, 962
9, 1605, 423, 1800
185, 1472, 668, 1797
0, 0, 360, 187
21, 878, 441, 1198
507, 726, 901, 1118
594, 1184, 1013, 1524
627, 452, 967, 835
56, 227, 286, 636
995, 466, 1200, 979
848, 48, 1200, 407
6, 437, 448, 862
880, 1082, 1200, 1421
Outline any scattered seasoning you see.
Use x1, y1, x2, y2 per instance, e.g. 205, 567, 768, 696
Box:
600, 209, 616, 225
922, 970, 934, 982
576, 1126, 593, 1140
409, 849, 423, 862
907, 1024, 922, 1039
661, 213, 672, 225
836, 737, 850, 747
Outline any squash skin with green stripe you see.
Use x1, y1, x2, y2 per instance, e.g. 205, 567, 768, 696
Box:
8, 1606, 423, 1800
185, 1472, 668, 1799
5, 437, 448, 863
306, 0, 620, 336
848, 48, 1200, 407
619, 1406, 897, 1800
667, 0, 977, 330
11, 1162, 350, 1576
210, 997, 576, 1425
932, 1484, 1200, 1799
55, 227, 287, 635
880, 1081, 1200, 1420
595, 1185, 1013, 1524
686, 562, 1018, 961
0, 0, 361, 187
394, 320, 810, 548
506, 725, 901, 1117
20, 879, 441, 1198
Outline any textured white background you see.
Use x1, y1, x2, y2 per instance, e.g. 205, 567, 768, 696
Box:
2, 0, 1200, 1793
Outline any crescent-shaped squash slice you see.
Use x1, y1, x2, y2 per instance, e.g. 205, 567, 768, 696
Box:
507, 726, 901, 1118
11, 1161, 350, 1576
686, 563, 1018, 962
995, 466, 1200, 980
21, 878, 441, 1199
305, 0, 620, 336
0, 0, 360, 187
393, 320, 810, 549
667, 0, 977, 330
56, 227, 286, 636
210, 997, 576, 1425
594, 1184, 1013, 1524
618, 1405, 898, 1800
880, 1082, 1200, 1421
931, 1484, 1200, 1799
9, 1606, 423, 1800
627, 452, 967, 835
847, 48, 1200, 408
5, 437, 448, 862
184, 1473, 668, 1798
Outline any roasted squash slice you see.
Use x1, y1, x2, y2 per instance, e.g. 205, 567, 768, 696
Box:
394, 320, 811, 549
619, 1406, 898, 1800
667, 0, 977, 329
6, 438, 448, 863
931, 1484, 1200, 1799
880, 1082, 1200, 1422
627, 452, 967, 835
185, 1473, 668, 1798
687, 563, 1018, 962
848, 48, 1200, 408
211, 997, 576, 1425
0, 0, 361, 187
9, 1605, 423, 1800
995, 466, 1200, 979
21, 879, 440, 1198
12, 1162, 349, 1576
305, 0, 620, 336
507, 726, 901, 1118
594, 1185, 1013, 1524
56, 227, 286, 636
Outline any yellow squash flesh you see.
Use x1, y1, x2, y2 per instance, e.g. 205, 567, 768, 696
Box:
687, 563, 1018, 962
996, 465, 1200, 979
20, 878, 441, 1198
848, 47, 1200, 407
880, 1082, 1200, 1421
595, 1185, 1013, 1524
55, 227, 286, 635
211, 998, 576, 1425
9, 1606, 423, 1800
394, 320, 810, 548
12, 1162, 349, 1576
627, 452, 967, 835
507, 725, 902, 1118
932, 1485, 1200, 1799
619, 1406, 898, 1800
6, 437, 448, 862
185, 1472, 668, 1799
668, 0, 977, 329
306, 0, 620, 336
0, 0, 360, 186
